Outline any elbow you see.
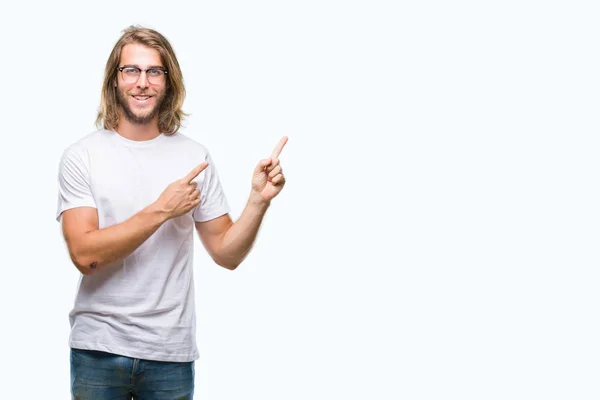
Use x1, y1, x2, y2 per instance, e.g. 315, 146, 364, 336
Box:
217, 259, 241, 271
65, 237, 97, 275
69, 251, 97, 276
210, 249, 244, 271
213, 254, 242, 271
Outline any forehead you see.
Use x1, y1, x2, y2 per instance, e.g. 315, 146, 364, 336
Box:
120, 43, 163, 67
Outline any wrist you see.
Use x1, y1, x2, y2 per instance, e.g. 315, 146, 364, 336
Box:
248, 191, 271, 210
145, 202, 171, 224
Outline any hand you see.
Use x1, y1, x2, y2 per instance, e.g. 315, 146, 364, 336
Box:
252, 137, 288, 203
154, 162, 208, 219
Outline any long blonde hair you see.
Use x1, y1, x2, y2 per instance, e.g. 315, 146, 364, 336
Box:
95, 25, 188, 134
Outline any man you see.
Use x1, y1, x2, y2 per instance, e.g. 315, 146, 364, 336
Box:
56, 25, 287, 399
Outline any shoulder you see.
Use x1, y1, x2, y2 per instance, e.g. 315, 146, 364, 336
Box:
58, 131, 107, 178
61, 129, 111, 160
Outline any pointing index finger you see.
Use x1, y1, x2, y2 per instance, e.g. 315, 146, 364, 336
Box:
270, 136, 289, 159
184, 161, 208, 183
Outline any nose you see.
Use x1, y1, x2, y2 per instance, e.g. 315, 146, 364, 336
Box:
136, 71, 149, 89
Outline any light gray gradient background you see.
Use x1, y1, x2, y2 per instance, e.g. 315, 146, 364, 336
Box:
0, 0, 598, 399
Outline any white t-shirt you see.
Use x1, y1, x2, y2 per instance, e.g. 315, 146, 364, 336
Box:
56, 129, 230, 362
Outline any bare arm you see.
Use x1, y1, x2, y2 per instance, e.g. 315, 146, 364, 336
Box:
61, 162, 208, 275
195, 137, 288, 270
62, 205, 168, 275
195, 193, 270, 270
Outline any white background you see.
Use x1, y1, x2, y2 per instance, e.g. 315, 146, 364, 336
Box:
0, 0, 599, 399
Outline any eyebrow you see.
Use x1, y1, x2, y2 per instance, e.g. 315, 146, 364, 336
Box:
122, 64, 166, 69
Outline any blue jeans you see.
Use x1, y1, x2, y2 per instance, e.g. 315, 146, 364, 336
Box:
70, 348, 194, 400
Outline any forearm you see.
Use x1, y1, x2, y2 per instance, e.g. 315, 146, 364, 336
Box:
217, 193, 270, 269
70, 204, 168, 274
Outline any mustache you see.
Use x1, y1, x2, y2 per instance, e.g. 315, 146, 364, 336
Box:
128, 91, 156, 96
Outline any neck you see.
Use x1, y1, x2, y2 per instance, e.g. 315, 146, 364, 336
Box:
115, 115, 161, 141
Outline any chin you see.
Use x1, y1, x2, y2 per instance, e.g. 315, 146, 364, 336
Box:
121, 107, 159, 125
135, 113, 154, 121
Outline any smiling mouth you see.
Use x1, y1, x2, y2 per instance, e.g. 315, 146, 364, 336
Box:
133, 95, 151, 101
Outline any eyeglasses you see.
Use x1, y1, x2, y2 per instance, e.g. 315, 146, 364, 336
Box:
117, 66, 168, 84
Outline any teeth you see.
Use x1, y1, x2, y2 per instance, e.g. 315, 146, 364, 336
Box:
134, 96, 149, 100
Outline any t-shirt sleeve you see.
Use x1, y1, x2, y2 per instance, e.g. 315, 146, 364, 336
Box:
193, 152, 230, 222
56, 147, 97, 222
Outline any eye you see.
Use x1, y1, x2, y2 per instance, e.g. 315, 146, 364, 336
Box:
147, 68, 163, 76
123, 67, 139, 75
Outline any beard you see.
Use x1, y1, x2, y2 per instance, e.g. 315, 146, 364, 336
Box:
116, 87, 166, 126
